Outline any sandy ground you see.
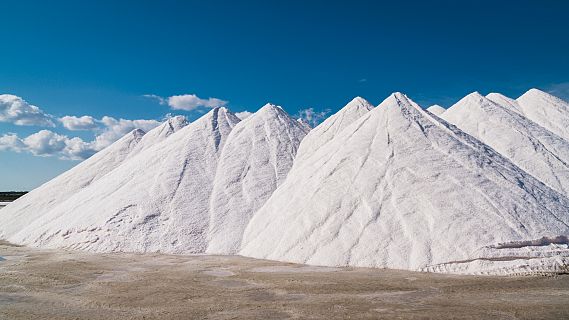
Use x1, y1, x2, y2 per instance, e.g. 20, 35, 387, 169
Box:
1, 241, 568, 319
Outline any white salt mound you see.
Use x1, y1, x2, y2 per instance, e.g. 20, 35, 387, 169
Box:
240, 92, 569, 274
206, 104, 309, 254
9, 107, 238, 252
0, 129, 146, 239
7, 105, 308, 256
516, 88, 569, 141
442, 92, 569, 197
426, 104, 446, 116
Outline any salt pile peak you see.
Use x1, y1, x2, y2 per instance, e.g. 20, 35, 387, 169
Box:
442, 92, 569, 196
206, 103, 309, 254
486, 92, 523, 114
295, 96, 373, 161
516, 88, 569, 141
426, 104, 446, 115
128, 115, 188, 157
240, 92, 569, 275
0, 129, 145, 239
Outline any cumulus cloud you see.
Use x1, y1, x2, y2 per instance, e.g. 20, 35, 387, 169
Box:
0, 117, 161, 160
0, 130, 89, 160
297, 107, 331, 127
59, 115, 99, 131
0, 94, 55, 127
0, 93, 165, 160
0, 133, 26, 152
144, 93, 228, 111
142, 94, 167, 105
235, 111, 253, 120
23, 130, 69, 157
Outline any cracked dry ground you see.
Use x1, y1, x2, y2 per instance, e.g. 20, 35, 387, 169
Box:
1, 241, 568, 320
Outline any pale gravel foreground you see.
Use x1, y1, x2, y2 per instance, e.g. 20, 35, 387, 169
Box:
1, 242, 568, 320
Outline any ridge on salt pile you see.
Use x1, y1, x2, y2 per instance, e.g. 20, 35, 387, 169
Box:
295, 96, 373, 161
240, 92, 569, 275
128, 115, 188, 157
206, 104, 310, 254
8, 107, 240, 253
426, 104, 446, 116
0, 129, 145, 239
486, 92, 524, 114
516, 88, 569, 141
441, 92, 569, 196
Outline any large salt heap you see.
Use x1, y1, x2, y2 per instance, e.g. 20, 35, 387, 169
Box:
8, 107, 238, 252
6, 105, 311, 256
516, 89, 569, 141
426, 104, 446, 116
441, 92, 569, 196
240, 93, 569, 275
0, 129, 146, 239
206, 104, 309, 254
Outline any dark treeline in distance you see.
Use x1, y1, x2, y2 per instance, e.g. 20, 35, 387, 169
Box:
0, 192, 27, 202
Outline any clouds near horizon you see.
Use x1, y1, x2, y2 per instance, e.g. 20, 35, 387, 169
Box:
144, 93, 228, 111
0, 94, 162, 160
0, 94, 55, 127
297, 107, 331, 127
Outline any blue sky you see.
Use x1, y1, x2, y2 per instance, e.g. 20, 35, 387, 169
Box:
1, 0, 568, 190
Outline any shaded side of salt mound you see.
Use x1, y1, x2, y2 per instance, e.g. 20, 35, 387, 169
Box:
206, 104, 310, 254
295, 96, 373, 162
240, 92, 569, 274
10, 107, 241, 254
128, 115, 188, 157
516, 88, 569, 141
442, 92, 569, 196
0, 129, 145, 239
426, 104, 446, 116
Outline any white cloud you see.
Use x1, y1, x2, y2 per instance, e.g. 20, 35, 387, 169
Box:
0, 133, 26, 152
59, 115, 98, 131
235, 111, 253, 120
0, 117, 161, 160
297, 107, 331, 127
23, 130, 69, 157
0, 94, 55, 127
143, 94, 167, 105
168, 94, 227, 111
0, 93, 165, 160
144, 93, 228, 111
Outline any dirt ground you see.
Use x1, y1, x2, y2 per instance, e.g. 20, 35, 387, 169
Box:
1, 241, 568, 319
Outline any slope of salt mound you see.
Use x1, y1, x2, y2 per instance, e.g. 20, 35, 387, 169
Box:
206, 104, 309, 254
9, 107, 240, 253
516, 88, 569, 141
426, 104, 446, 116
442, 92, 569, 196
128, 115, 188, 157
295, 96, 373, 161
240, 92, 569, 274
296, 118, 312, 132
486, 92, 523, 114
0, 129, 145, 239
